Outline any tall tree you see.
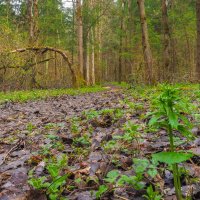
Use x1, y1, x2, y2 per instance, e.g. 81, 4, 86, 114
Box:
118, 0, 124, 84
76, 0, 84, 78
162, 0, 171, 81
137, 0, 153, 84
196, 0, 200, 81
27, 0, 39, 45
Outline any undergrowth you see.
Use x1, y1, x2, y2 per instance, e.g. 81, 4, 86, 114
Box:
0, 85, 106, 104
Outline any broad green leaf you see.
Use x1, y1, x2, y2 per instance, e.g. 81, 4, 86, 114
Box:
152, 152, 193, 164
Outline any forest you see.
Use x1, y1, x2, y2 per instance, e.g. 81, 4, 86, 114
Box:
0, 0, 199, 200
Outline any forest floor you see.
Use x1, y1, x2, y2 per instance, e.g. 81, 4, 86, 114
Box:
0, 84, 199, 200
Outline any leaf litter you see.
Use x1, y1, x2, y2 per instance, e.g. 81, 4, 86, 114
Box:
0, 85, 199, 200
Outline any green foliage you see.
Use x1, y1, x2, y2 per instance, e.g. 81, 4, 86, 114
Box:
28, 176, 49, 189
26, 122, 36, 132
70, 117, 81, 134
104, 169, 145, 190
149, 85, 195, 200
152, 152, 193, 165
0, 86, 105, 104
96, 185, 108, 199
113, 121, 141, 146
83, 109, 100, 120
28, 154, 68, 200
73, 135, 91, 146
104, 170, 120, 184
143, 185, 162, 200
133, 158, 158, 178
149, 85, 194, 140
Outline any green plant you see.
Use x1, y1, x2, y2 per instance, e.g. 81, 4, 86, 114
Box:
73, 135, 91, 146
83, 109, 99, 120
28, 154, 68, 200
45, 123, 56, 130
149, 85, 194, 200
27, 122, 36, 132
70, 117, 80, 134
104, 170, 145, 190
0, 86, 105, 104
143, 185, 162, 200
96, 185, 108, 199
133, 158, 158, 179
114, 121, 140, 142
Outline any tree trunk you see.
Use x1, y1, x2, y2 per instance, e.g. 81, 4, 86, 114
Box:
118, 0, 124, 84
196, 0, 200, 81
86, 35, 90, 85
128, 0, 134, 78
137, 0, 153, 84
27, 0, 39, 46
76, 0, 84, 78
91, 27, 95, 85
162, 0, 171, 81
27, 0, 39, 89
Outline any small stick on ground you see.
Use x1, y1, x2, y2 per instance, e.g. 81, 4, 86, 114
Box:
1, 139, 24, 165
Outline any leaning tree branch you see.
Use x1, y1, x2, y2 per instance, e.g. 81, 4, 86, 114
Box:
0, 58, 54, 71
8, 47, 78, 87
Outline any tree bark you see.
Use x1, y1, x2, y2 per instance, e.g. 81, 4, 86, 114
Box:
196, 0, 200, 81
162, 0, 171, 81
27, 0, 39, 46
118, 0, 124, 84
137, 0, 153, 84
91, 27, 95, 85
86, 36, 90, 85
76, 0, 84, 78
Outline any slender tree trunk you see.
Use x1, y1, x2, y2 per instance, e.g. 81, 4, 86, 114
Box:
162, 0, 171, 81
76, 0, 84, 78
137, 0, 153, 84
119, 27, 123, 83
97, 0, 103, 83
118, 0, 124, 84
196, 0, 200, 81
86, 39, 90, 85
72, 0, 76, 64
27, 0, 39, 89
27, 0, 39, 46
128, 0, 134, 78
91, 27, 95, 85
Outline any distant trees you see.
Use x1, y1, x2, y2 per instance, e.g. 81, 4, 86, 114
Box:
0, 0, 199, 90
